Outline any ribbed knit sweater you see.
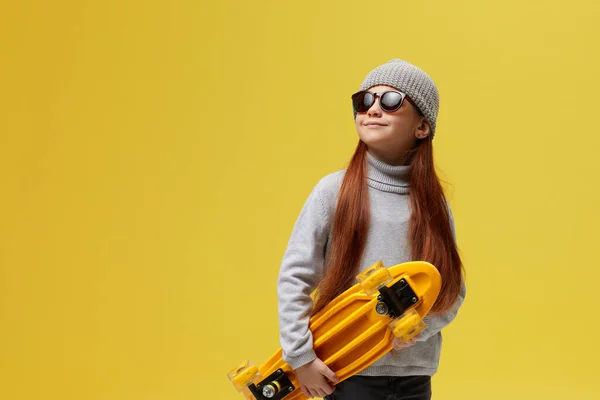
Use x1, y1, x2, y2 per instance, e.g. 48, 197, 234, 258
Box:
277, 151, 466, 377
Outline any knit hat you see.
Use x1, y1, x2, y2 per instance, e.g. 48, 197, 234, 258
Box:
354, 58, 440, 137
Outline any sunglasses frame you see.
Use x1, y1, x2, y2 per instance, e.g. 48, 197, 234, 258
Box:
351, 90, 417, 114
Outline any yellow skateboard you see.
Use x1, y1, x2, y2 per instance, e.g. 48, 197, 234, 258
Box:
228, 260, 442, 400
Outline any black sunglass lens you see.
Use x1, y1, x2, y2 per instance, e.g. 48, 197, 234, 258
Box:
353, 92, 374, 113
380, 92, 403, 111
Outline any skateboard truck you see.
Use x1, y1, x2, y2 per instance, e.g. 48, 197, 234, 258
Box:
248, 368, 294, 400
376, 278, 419, 319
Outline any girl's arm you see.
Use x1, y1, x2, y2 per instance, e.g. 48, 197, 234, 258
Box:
418, 204, 467, 342
277, 182, 330, 370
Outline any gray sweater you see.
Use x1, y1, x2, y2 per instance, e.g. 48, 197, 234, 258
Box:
277, 150, 466, 377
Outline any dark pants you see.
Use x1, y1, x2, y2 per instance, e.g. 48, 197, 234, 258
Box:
324, 375, 431, 400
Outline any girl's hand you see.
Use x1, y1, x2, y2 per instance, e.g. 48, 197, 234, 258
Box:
295, 358, 338, 398
392, 333, 422, 350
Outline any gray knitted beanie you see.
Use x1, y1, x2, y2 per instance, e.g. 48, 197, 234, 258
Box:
354, 58, 440, 137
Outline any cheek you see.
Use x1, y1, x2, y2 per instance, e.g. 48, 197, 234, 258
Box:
355, 119, 365, 134
355, 123, 371, 139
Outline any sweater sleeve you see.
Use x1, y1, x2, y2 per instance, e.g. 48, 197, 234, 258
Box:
277, 182, 330, 370
418, 204, 467, 342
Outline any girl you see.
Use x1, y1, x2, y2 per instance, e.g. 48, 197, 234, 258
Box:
277, 58, 466, 400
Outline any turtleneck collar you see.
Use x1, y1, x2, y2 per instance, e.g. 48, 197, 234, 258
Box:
366, 151, 410, 194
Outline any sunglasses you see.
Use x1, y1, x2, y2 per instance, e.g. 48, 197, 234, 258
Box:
351, 90, 416, 114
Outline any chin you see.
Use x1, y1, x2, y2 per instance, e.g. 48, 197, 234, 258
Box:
358, 132, 389, 147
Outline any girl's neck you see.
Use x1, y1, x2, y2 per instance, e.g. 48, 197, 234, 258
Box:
365, 150, 410, 194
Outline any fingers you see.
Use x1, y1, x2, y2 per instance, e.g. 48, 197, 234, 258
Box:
322, 382, 335, 395
314, 384, 334, 398
301, 385, 312, 398
297, 359, 337, 398
303, 381, 335, 398
311, 379, 335, 397
322, 366, 339, 384
392, 336, 419, 350
305, 386, 328, 398
392, 337, 405, 350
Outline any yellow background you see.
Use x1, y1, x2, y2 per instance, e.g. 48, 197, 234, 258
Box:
1, 1, 599, 399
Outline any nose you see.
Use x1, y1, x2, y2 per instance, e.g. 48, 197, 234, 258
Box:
367, 96, 383, 117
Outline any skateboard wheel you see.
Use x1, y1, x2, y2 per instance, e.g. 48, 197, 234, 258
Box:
389, 308, 426, 343
227, 360, 262, 392
356, 261, 393, 296
262, 381, 281, 398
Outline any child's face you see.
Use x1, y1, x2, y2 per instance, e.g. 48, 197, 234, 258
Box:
354, 85, 430, 165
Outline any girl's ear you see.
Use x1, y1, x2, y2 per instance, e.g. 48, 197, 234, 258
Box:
415, 118, 431, 139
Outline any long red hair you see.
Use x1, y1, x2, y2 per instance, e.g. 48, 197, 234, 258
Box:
311, 137, 464, 316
